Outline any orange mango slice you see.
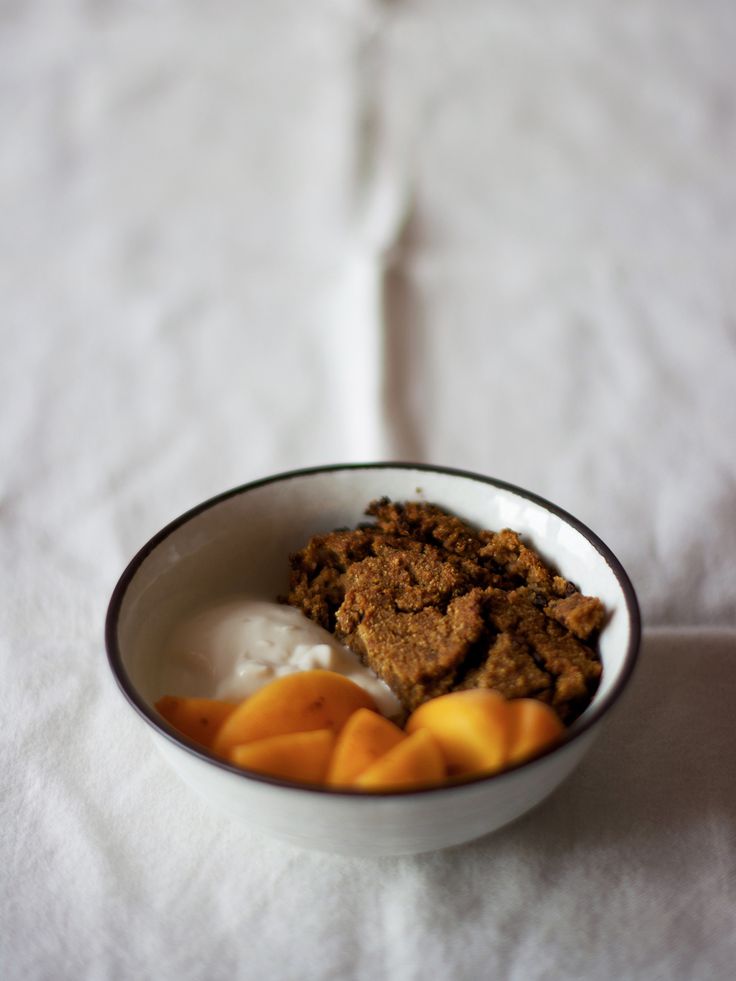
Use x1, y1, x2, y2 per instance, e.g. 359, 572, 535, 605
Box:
229, 729, 336, 784
406, 689, 510, 777
155, 695, 238, 750
406, 689, 565, 778
504, 698, 565, 766
354, 729, 446, 790
212, 670, 376, 757
327, 708, 407, 786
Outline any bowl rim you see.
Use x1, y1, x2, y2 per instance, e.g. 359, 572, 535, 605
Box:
105, 461, 641, 798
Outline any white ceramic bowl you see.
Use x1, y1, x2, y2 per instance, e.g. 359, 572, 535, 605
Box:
105, 464, 640, 856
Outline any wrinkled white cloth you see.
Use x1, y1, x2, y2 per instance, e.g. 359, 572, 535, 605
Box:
2, 1, 735, 979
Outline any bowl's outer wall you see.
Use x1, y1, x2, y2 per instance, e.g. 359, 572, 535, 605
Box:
155, 718, 598, 856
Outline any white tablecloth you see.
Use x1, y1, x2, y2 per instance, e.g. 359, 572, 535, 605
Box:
3, 2, 735, 978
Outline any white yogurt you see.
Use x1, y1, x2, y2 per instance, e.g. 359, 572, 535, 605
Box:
159, 598, 403, 719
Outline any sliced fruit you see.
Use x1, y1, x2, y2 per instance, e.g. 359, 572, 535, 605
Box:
354, 728, 446, 790
504, 698, 564, 766
229, 729, 336, 783
154, 695, 238, 750
405, 688, 510, 777
327, 708, 407, 786
212, 669, 376, 756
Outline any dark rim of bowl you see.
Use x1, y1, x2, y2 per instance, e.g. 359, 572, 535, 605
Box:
105, 462, 641, 798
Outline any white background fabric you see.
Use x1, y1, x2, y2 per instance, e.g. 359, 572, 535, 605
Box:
2, 2, 735, 978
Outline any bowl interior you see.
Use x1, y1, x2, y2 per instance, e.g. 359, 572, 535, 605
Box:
113, 465, 638, 741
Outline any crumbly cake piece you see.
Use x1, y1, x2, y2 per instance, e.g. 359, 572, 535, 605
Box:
287, 499, 605, 723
